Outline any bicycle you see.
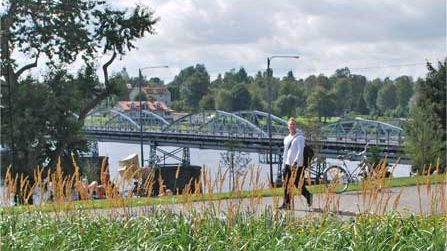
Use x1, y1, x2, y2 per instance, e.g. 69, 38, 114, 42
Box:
321, 144, 389, 193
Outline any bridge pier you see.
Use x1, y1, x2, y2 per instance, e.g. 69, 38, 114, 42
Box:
147, 142, 191, 168
148, 142, 158, 167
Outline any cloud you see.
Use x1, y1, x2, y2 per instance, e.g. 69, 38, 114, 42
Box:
16, 0, 446, 82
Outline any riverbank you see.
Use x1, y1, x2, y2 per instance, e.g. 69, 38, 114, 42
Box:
1, 174, 444, 215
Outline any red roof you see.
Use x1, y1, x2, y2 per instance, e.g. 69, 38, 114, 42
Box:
118, 101, 173, 112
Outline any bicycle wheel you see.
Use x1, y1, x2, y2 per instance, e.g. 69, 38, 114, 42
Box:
324, 165, 349, 193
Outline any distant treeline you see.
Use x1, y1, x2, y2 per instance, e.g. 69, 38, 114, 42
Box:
162, 65, 416, 120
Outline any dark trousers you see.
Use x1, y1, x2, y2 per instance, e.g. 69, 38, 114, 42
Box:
283, 164, 311, 205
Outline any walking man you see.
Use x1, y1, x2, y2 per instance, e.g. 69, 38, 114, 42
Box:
279, 117, 312, 209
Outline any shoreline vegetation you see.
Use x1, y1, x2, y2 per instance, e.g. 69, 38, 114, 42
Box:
0, 160, 445, 214
1, 161, 446, 250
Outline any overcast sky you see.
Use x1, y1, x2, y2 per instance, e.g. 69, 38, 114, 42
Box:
16, 0, 447, 82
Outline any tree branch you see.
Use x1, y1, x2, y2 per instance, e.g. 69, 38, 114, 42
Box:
14, 51, 40, 80
78, 51, 117, 122
102, 51, 117, 88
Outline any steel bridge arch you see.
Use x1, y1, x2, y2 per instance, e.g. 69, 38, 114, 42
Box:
126, 110, 170, 131
233, 110, 289, 136
162, 110, 267, 137
321, 117, 404, 143
84, 109, 140, 131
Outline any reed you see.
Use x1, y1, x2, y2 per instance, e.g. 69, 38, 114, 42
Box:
1, 158, 446, 250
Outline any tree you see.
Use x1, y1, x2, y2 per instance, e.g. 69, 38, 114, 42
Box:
215, 89, 233, 111
235, 67, 249, 83
2, 70, 91, 176
333, 67, 351, 79
231, 83, 251, 111
1, 1, 158, 175
395, 76, 414, 107
168, 66, 195, 100
199, 94, 215, 110
109, 73, 130, 101
133, 92, 148, 102
274, 95, 300, 117
283, 70, 296, 82
307, 87, 336, 121
415, 60, 446, 141
405, 59, 446, 172
350, 74, 368, 113
376, 82, 398, 114
404, 106, 444, 173
179, 64, 210, 111
363, 79, 381, 115
333, 78, 352, 115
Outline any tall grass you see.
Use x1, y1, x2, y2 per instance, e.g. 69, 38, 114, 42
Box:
1, 209, 445, 250
0, 159, 446, 250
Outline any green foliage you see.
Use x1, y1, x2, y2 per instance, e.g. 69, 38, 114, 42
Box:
404, 107, 444, 173
274, 94, 301, 117
415, 60, 446, 143
215, 89, 233, 111
133, 92, 148, 102
405, 59, 446, 172
394, 76, 414, 114
1, 1, 159, 176
1, 70, 90, 176
231, 83, 251, 111
333, 78, 353, 114
199, 94, 215, 110
169, 65, 210, 112
377, 82, 398, 114
2, 211, 445, 250
307, 87, 336, 121
109, 74, 130, 101
363, 79, 380, 115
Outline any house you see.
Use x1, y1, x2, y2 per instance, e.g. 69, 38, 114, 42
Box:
116, 100, 174, 117
141, 84, 171, 106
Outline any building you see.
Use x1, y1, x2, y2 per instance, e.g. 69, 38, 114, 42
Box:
116, 100, 174, 117
142, 83, 171, 106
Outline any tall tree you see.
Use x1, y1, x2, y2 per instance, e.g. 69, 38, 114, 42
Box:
404, 106, 444, 173
376, 82, 398, 114
215, 89, 233, 111
405, 59, 446, 172
231, 83, 251, 111
1, 1, 158, 174
350, 74, 367, 113
363, 79, 381, 115
333, 78, 352, 115
274, 94, 302, 117
168, 66, 195, 100
179, 64, 210, 111
307, 87, 336, 121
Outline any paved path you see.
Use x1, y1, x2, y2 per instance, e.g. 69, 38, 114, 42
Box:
96, 184, 446, 218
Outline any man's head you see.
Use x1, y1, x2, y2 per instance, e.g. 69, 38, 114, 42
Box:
288, 117, 297, 135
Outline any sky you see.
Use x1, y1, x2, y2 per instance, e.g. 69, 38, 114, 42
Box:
12, 0, 447, 83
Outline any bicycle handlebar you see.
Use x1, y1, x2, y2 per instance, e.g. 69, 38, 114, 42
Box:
339, 143, 369, 160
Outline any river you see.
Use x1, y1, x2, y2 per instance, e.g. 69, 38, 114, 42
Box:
0, 142, 412, 206
98, 142, 412, 192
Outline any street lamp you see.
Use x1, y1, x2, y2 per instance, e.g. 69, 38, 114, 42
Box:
138, 65, 169, 168
267, 55, 299, 187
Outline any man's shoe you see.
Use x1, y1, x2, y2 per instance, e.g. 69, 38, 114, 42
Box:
307, 194, 313, 207
279, 203, 291, 210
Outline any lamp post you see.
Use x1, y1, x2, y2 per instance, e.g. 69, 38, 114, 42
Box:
267, 55, 299, 187
138, 65, 169, 168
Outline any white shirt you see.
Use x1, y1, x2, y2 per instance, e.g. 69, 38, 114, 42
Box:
283, 133, 305, 167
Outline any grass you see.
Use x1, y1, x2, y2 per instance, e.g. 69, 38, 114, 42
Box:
0, 170, 444, 214
1, 160, 446, 250
1, 208, 445, 250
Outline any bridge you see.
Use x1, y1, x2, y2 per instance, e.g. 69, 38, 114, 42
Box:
84, 109, 409, 168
